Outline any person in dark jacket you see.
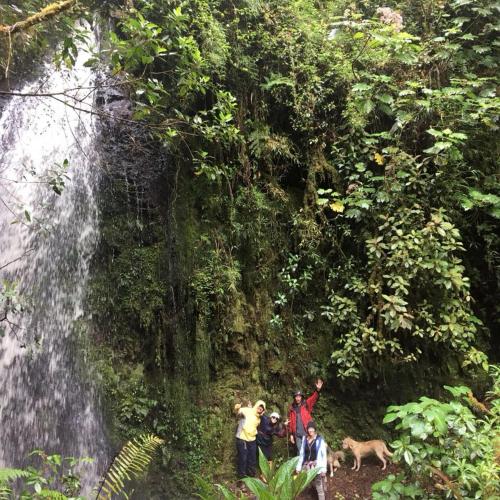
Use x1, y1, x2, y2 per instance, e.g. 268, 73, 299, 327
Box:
256, 411, 286, 464
288, 379, 323, 453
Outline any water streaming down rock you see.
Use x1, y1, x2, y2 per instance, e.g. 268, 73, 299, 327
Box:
0, 41, 107, 490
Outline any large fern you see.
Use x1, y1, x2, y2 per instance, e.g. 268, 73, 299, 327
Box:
96, 434, 164, 499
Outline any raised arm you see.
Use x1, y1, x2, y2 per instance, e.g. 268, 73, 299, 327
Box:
305, 379, 323, 411
234, 403, 249, 418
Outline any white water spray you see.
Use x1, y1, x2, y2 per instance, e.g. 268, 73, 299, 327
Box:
0, 36, 107, 492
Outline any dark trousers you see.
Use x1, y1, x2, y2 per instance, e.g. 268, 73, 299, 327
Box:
257, 443, 272, 461
236, 438, 257, 478
295, 435, 304, 455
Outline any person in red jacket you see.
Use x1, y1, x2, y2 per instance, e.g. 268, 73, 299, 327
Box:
288, 379, 323, 453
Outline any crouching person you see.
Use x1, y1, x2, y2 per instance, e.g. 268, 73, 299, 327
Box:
296, 421, 327, 500
234, 400, 266, 479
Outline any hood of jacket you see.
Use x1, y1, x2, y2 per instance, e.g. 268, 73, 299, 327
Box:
254, 400, 266, 412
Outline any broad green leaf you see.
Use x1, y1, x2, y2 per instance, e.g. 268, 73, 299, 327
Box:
258, 448, 271, 483
242, 477, 273, 500
383, 412, 399, 424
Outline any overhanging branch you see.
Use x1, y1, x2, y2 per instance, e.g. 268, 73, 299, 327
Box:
0, 0, 78, 35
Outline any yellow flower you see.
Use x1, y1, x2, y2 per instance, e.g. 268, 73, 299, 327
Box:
329, 201, 345, 213
374, 152, 385, 165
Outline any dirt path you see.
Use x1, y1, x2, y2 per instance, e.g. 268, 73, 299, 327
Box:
299, 458, 399, 500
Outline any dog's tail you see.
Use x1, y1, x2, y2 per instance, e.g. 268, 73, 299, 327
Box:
383, 443, 393, 457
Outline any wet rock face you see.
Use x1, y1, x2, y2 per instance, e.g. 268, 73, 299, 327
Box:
95, 79, 132, 122
93, 73, 169, 197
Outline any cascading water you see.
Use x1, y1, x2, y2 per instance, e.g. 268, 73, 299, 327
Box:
0, 35, 107, 491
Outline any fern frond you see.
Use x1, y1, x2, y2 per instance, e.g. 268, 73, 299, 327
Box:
0, 485, 12, 500
96, 434, 164, 500
37, 489, 69, 499
0, 468, 31, 500
0, 468, 31, 484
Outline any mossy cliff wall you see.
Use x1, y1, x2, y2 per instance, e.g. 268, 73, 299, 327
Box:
86, 114, 491, 498
83, 2, 498, 495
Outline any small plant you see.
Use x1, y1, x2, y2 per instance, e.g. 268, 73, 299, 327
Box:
206, 450, 319, 500
0, 451, 92, 499
0, 434, 163, 500
372, 473, 424, 499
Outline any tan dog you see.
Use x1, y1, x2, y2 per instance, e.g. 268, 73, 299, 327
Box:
327, 447, 345, 477
342, 437, 392, 471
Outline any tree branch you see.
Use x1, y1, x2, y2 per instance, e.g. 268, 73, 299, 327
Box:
0, 248, 35, 271
430, 466, 463, 500
0, 88, 191, 132
0, 1, 78, 35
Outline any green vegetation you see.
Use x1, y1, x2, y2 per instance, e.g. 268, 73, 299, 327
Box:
0, 0, 498, 497
198, 449, 320, 500
240, 451, 319, 500
91, 0, 498, 492
97, 434, 164, 499
0, 451, 92, 499
374, 365, 499, 499
0, 434, 162, 499
95, 0, 498, 379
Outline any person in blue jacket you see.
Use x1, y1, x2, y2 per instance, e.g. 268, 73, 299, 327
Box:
256, 411, 286, 465
296, 421, 328, 500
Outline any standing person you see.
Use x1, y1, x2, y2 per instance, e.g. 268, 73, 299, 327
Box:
296, 421, 328, 500
234, 400, 266, 479
256, 411, 286, 466
288, 378, 323, 453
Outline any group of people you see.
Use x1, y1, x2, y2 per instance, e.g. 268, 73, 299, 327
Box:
234, 379, 328, 500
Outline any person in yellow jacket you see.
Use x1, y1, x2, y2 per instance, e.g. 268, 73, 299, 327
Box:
234, 400, 266, 478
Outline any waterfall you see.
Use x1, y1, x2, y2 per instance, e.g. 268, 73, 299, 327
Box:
0, 36, 107, 492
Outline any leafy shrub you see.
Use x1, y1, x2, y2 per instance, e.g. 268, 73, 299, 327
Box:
373, 366, 500, 499
372, 473, 424, 499
0, 451, 92, 499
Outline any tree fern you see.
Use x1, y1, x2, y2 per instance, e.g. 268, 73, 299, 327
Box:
96, 434, 164, 499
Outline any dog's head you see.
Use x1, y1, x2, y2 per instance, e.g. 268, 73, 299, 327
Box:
342, 437, 352, 450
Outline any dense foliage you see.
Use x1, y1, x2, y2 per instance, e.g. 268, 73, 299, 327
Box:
373, 366, 499, 499
93, 0, 498, 491
98, 0, 499, 380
